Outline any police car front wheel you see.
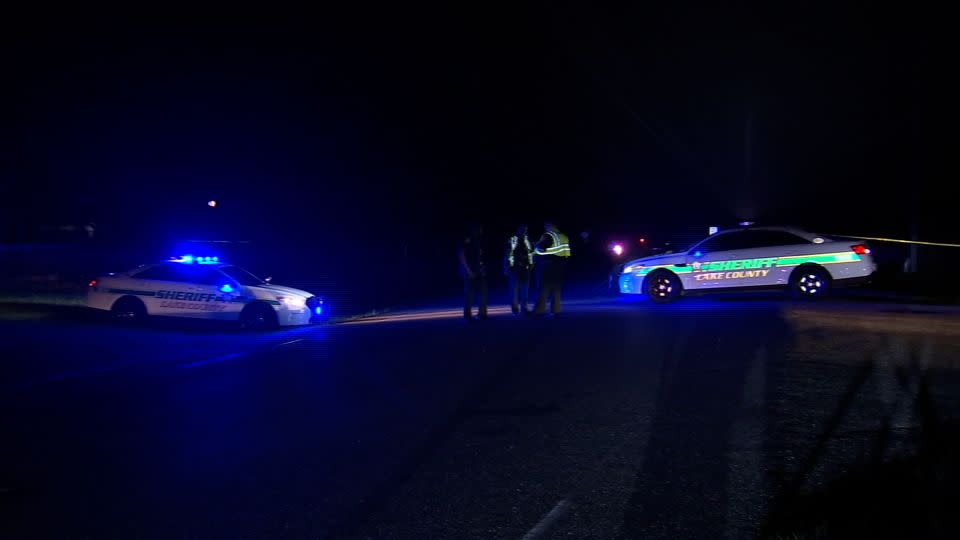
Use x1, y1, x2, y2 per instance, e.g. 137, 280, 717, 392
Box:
646, 271, 682, 303
239, 302, 278, 330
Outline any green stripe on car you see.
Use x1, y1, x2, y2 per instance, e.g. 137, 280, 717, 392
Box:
775, 252, 861, 267
632, 264, 693, 276
628, 251, 861, 276
106, 288, 156, 296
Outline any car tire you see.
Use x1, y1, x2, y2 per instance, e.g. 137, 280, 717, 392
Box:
790, 265, 831, 299
239, 302, 278, 330
111, 296, 146, 321
645, 270, 682, 303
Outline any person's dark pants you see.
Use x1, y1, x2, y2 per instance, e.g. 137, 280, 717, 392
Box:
464, 276, 488, 320
535, 260, 564, 314
509, 267, 531, 314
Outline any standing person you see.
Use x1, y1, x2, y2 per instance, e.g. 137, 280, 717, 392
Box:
458, 224, 488, 321
534, 220, 571, 315
504, 224, 534, 315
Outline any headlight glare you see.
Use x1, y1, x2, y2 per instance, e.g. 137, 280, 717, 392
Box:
277, 295, 307, 308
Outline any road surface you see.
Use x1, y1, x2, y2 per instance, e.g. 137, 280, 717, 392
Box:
2, 295, 960, 538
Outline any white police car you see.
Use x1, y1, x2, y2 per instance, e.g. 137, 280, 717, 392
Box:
87, 255, 325, 327
619, 226, 876, 302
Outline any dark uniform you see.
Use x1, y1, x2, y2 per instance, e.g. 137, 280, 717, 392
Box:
534, 228, 571, 314
460, 233, 488, 320
504, 233, 534, 314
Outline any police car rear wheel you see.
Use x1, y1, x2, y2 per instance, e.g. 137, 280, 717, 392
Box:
111, 296, 146, 321
791, 265, 831, 299
646, 271, 681, 303
239, 302, 277, 330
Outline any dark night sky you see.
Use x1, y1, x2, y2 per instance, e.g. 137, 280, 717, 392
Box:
1, 3, 953, 248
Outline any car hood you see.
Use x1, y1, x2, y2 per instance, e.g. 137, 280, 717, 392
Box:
623, 253, 687, 269
252, 283, 314, 298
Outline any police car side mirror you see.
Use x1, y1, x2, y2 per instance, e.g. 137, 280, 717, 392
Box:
264, 276, 273, 283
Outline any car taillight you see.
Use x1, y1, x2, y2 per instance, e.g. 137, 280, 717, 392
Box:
88, 279, 98, 287
851, 244, 871, 255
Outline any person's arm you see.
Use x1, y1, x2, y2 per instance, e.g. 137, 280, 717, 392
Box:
534, 233, 552, 254
459, 243, 475, 278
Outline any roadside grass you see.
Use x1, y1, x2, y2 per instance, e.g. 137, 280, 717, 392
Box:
0, 291, 85, 307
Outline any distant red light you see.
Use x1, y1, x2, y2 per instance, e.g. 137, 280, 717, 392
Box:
88, 279, 97, 288
851, 244, 871, 255
639, 238, 646, 244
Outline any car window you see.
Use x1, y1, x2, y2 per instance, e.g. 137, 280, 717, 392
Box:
192, 268, 227, 286
694, 232, 752, 253
743, 230, 810, 248
220, 266, 264, 286
134, 264, 185, 281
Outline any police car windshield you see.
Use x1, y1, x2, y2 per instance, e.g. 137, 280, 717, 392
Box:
220, 266, 264, 286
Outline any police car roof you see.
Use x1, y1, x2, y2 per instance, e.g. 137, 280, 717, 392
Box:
725, 225, 823, 240
124, 261, 226, 274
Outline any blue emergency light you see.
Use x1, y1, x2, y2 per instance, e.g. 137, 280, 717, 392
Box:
171, 255, 220, 264
219, 283, 235, 293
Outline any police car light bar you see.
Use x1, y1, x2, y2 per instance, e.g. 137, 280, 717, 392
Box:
171, 255, 220, 264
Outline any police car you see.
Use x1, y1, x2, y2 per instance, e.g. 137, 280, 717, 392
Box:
619, 226, 876, 302
87, 255, 325, 327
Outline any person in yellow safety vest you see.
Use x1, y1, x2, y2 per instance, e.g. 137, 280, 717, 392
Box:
533, 221, 571, 315
503, 224, 534, 315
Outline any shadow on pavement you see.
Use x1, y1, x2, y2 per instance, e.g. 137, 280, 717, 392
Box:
763, 347, 960, 539
615, 305, 792, 538
763, 421, 960, 539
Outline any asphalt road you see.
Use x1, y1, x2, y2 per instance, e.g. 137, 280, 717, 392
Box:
2, 295, 960, 539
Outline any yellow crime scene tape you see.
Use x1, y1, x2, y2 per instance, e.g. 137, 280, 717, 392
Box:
828, 234, 960, 248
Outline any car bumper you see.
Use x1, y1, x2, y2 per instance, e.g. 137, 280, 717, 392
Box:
619, 273, 643, 294
276, 297, 327, 326
276, 306, 313, 326
833, 272, 875, 288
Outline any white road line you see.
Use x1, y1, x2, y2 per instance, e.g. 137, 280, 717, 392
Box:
177, 352, 248, 369
520, 499, 572, 540
176, 336, 306, 369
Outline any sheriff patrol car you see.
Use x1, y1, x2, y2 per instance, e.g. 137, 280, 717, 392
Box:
87, 256, 325, 327
619, 226, 876, 302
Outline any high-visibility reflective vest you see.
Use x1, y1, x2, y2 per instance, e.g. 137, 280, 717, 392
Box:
507, 235, 534, 268
536, 230, 572, 258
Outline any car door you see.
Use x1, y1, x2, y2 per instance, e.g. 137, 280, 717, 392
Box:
683, 231, 760, 290
128, 264, 192, 316
731, 230, 815, 287
184, 267, 246, 321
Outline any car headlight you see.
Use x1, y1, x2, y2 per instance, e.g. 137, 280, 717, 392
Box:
276, 295, 307, 308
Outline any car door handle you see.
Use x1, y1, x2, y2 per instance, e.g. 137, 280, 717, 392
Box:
674, 263, 688, 267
